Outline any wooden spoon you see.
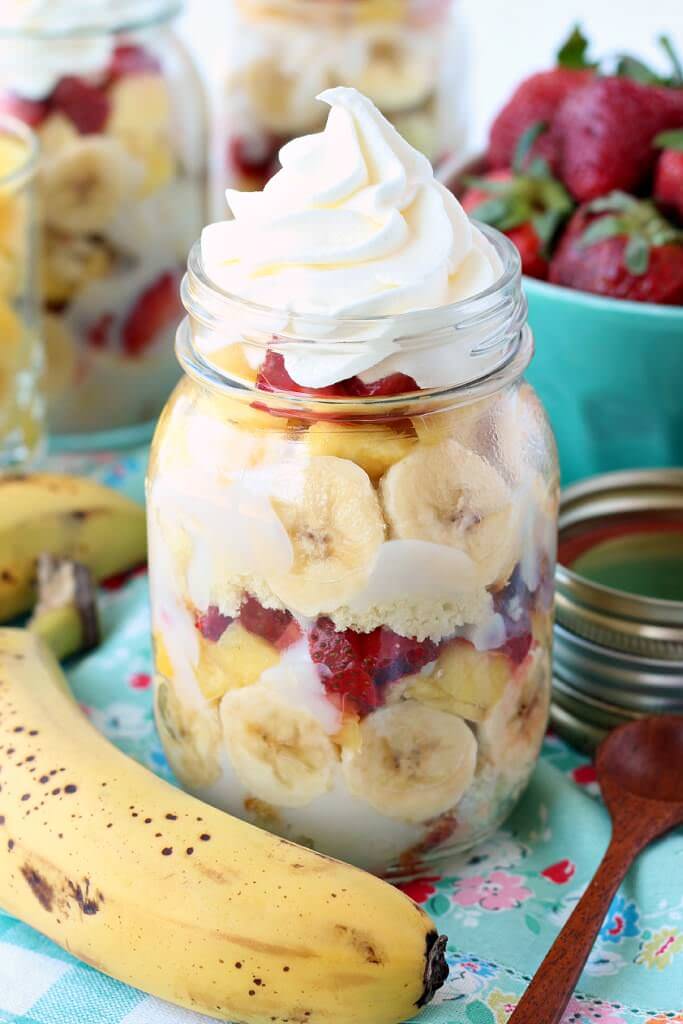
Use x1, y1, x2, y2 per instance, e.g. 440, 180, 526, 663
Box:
508, 716, 683, 1024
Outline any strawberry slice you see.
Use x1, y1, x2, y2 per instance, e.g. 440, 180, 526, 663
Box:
256, 351, 347, 397
346, 373, 419, 398
0, 92, 48, 128
228, 134, 281, 185
50, 76, 110, 134
86, 313, 115, 350
108, 43, 162, 81
309, 618, 378, 716
195, 606, 233, 643
361, 627, 438, 686
240, 595, 301, 650
122, 271, 183, 358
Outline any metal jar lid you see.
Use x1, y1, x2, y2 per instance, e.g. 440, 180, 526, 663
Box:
552, 469, 683, 750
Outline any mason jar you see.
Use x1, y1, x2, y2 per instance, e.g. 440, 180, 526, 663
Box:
220, 0, 469, 194
147, 227, 558, 877
0, 1, 208, 445
0, 116, 43, 470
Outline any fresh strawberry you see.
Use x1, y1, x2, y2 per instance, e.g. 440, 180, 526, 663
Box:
462, 126, 574, 279
195, 606, 233, 642
362, 627, 438, 686
86, 313, 115, 350
108, 43, 162, 81
122, 271, 183, 357
345, 373, 419, 397
50, 76, 110, 134
228, 134, 281, 186
553, 77, 683, 201
0, 92, 48, 128
488, 69, 592, 171
240, 595, 301, 650
549, 192, 683, 303
654, 130, 683, 222
309, 617, 378, 716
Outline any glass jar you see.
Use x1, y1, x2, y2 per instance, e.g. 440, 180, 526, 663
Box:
147, 228, 558, 877
0, 116, 43, 470
220, 0, 469, 195
0, 2, 208, 445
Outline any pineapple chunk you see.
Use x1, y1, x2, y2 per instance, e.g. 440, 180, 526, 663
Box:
405, 643, 511, 722
305, 422, 414, 481
196, 623, 279, 701
107, 74, 171, 142
206, 342, 258, 384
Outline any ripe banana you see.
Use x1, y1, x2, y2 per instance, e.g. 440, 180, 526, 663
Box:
0, 473, 146, 621
27, 555, 100, 662
0, 629, 448, 1024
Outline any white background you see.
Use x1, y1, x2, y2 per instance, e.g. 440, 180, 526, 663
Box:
179, 0, 683, 150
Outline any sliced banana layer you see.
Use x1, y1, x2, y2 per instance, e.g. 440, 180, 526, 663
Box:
343, 700, 477, 824
220, 685, 337, 808
380, 439, 520, 588
268, 455, 385, 616
154, 675, 222, 788
41, 137, 143, 235
478, 647, 550, 780
305, 422, 415, 482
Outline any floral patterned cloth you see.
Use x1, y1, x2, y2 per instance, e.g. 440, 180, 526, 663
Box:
1, 447, 682, 1024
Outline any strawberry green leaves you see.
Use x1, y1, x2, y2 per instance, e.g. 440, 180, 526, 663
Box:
579, 191, 683, 274
557, 26, 598, 72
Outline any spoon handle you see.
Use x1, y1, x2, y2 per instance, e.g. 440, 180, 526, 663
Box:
508, 831, 640, 1024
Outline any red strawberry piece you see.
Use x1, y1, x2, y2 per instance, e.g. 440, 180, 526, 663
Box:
553, 77, 683, 202
502, 631, 533, 666
461, 136, 574, 279
228, 133, 282, 185
654, 130, 683, 222
86, 313, 115, 350
108, 43, 162, 81
549, 195, 683, 304
488, 69, 593, 172
240, 594, 301, 649
361, 627, 438, 686
256, 350, 347, 397
396, 877, 440, 904
122, 271, 183, 357
345, 372, 419, 397
195, 606, 233, 642
541, 859, 576, 885
308, 617, 378, 716
0, 91, 48, 128
50, 76, 110, 134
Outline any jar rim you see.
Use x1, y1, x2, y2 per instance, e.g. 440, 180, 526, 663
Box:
0, 1, 182, 39
0, 115, 39, 189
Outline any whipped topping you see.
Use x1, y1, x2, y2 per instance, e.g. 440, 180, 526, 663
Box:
0, 1, 172, 98
201, 88, 503, 389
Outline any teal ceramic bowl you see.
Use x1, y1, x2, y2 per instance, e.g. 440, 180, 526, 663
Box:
523, 279, 683, 485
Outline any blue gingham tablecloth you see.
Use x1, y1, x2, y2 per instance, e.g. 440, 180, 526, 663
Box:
1, 447, 682, 1024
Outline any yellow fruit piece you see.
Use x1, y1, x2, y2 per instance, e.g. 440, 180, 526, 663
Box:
0, 296, 23, 355
206, 342, 258, 384
413, 396, 495, 448
40, 231, 111, 304
332, 714, 362, 755
137, 141, 175, 196
154, 674, 222, 788
0, 135, 27, 180
107, 73, 171, 143
196, 622, 280, 700
42, 313, 76, 398
305, 422, 415, 481
405, 643, 511, 723
38, 113, 79, 158
154, 631, 175, 680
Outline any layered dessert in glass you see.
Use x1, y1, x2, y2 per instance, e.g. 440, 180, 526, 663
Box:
148, 89, 558, 876
0, 0, 207, 440
0, 116, 43, 469
221, 0, 468, 192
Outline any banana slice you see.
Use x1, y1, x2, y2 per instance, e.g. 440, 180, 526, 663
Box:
478, 647, 550, 779
343, 701, 477, 823
154, 675, 222, 788
40, 230, 112, 304
41, 137, 143, 235
38, 113, 79, 158
354, 41, 434, 114
305, 422, 415, 482
220, 685, 336, 807
380, 439, 520, 588
107, 73, 172, 143
268, 455, 385, 616
401, 643, 512, 723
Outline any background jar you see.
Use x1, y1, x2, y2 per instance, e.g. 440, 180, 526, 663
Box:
147, 229, 558, 877
0, 116, 42, 471
220, 0, 469, 195
0, 1, 208, 446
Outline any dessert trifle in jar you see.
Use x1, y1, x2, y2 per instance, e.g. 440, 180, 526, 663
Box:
0, 115, 43, 470
221, 0, 468, 193
148, 89, 558, 877
0, 1, 208, 443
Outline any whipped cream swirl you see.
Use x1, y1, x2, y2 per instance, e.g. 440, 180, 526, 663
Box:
201, 88, 504, 388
